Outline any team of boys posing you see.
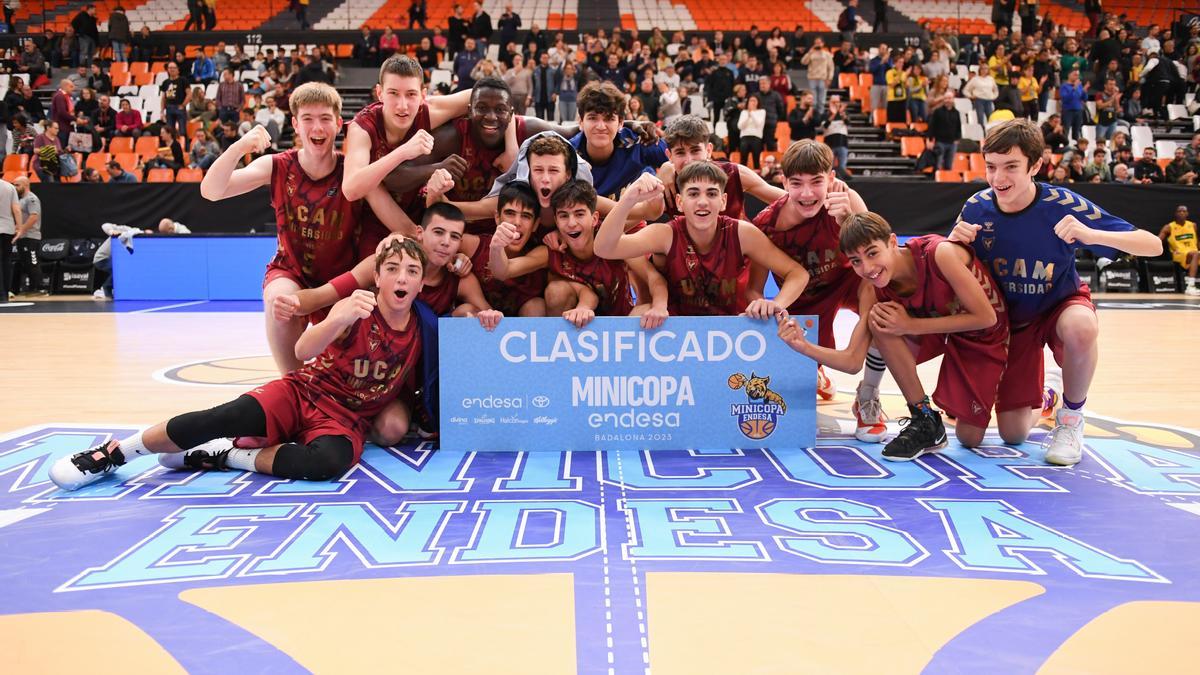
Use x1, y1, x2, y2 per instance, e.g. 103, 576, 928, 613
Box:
51, 55, 1162, 491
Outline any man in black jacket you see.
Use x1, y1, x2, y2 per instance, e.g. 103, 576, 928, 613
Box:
707, 52, 735, 123
70, 5, 99, 66
470, 1, 493, 46
928, 92, 961, 170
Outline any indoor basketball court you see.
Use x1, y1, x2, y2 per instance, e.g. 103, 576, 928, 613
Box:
2, 295, 1198, 674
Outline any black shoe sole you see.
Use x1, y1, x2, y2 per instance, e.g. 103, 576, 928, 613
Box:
881, 434, 948, 462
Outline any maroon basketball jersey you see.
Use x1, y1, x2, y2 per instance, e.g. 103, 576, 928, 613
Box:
353, 100, 433, 238
289, 307, 422, 429
665, 161, 745, 219
450, 116, 529, 202
753, 195, 856, 309
662, 215, 745, 315
874, 235, 1009, 345
268, 150, 361, 287
469, 234, 548, 315
548, 248, 634, 316
418, 273, 461, 316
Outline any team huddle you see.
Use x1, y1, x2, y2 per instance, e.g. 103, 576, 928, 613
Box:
50, 55, 1162, 491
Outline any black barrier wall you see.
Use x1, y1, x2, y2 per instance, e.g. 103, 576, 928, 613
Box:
36, 182, 1191, 240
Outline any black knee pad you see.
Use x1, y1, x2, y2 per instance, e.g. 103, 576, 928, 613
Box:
272, 436, 355, 481
166, 395, 266, 449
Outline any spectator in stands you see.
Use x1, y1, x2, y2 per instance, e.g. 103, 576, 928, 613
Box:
1092, 78, 1120, 146
454, 37, 483, 92
755, 76, 785, 151
379, 27, 400, 61
1089, 28, 1121, 79
105, 159, 136, 183
905, 63, 928, 122
114, 99, 144, 138
1066, 153, 1087, 182
354, 28, 377, 67
3, 79, 23, 122
626, 96, 645, 121
18, 84, 45, 124
236, 107, 255, 137
885, 55, 908, 123
71, 4, 99, 67
66, 65, 88, 93
448, 5, 469, 56
960, 35, 984, 67
1140, 49, 1179, 119
85, 62, 111, 95
409, 0, 427, 30
801, 38, 832, 116
161, 62, 189, 140
498, 4, 521, 49
502, 54, 532, 115
215, 68, 244, 125
18, 43, 47, 85
107, 4, 131, 63
1112, 163, 1133, 184
1120, 85, 1148, 126
10, 114, 34, 155
184, 0, 204, 30
928, 91, 961, 170
185, 86, 207, 124
786, 90, 823, 141
470, 1, 493, 46
294, 0, 310, 30
769, 62, 791, 99
188, 130, 219, 171
658, 80, 682, 126
1165, 147, 1197, 185
821, 95, 850, 178
633, 78, 658, 123
191, 49, 217, 85
1134, 147, 1165, 183
130, 26, 152, 63
1016, 63, 1040, 119
1110, 146, 1134, 173
705, 52, 735, 124
203, 0, 217, 30
51, 80, 75, 146
217, 120, 239, 150
90, 95, 116, 149
837, 0, 858, 45
1049, 164, 1071, 184
32, 121, 65, 182
737, 94, 765, 170
1058, 69, 1087, 143
992, 0, 1014, 33
254, 95, 286, 145
1018, 0, 1038, 36
532, 52, 560, 120
1111, 129, 1130, 153
1083, 148, 1112, 182
143, 126, 183, 179
1040, 114, 1067, 152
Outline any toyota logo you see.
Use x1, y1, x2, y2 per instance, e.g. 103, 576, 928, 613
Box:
531, 396, 550, 408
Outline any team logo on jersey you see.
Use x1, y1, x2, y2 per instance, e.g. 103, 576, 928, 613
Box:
727, 372, 787, 440
327, 187, 338, 197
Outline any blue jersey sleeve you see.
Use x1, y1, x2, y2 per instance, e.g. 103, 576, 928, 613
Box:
1039, 186, 1134, 259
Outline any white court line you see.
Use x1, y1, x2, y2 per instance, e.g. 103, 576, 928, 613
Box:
130, 301, 208, 314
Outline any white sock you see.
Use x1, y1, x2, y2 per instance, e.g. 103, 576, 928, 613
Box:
1188, 277, 1197, 288
862, 348, 886, 390
224, 448, 262, 472
119, 431, 151, 456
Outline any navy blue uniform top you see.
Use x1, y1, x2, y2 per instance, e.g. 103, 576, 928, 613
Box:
955, 182, 1133, 326
570, 127, 668, 201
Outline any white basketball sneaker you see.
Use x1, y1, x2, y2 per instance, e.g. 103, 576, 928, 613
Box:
1044, 408, 1085, 466
50, 440, 127, 490
853, 382, 888, 443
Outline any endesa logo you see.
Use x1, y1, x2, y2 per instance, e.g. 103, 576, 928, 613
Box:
462, 396, 524, 409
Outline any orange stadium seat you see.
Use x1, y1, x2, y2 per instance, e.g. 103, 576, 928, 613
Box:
969, 153, 986, 173
3, 170, 26, 182
952, 154, 970, 173
935, 170, 963, 182
147, 168, 175, 183
108, 137, 134, 155
128, 61, 149, 75
134, 137, 159, 160
175, 168, 204, 182
84, 152, 111, 173
4, 154, 28, 172
900, 137, 925, 158
115, 153, 140, 173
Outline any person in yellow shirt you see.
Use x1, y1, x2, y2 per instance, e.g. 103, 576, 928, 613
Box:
886, 55, 909, 123
1017, 63, 1041, 119
988, 45, 1012, 87
1159, 204, 1200, 295
905, 63, 928, 122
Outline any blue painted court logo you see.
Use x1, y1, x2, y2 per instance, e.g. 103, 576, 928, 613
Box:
728, 372, 787, 440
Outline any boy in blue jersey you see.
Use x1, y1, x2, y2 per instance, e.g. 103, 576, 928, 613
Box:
950, 119, 1162, 466
570, 81, 669, 201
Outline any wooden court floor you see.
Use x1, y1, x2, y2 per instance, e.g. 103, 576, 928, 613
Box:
2, 294, 1195, 430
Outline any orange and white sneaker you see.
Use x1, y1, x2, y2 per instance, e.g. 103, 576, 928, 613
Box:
817, 365, 836, 401
1040, 386, 1059, 419
853, 382, 888, 442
